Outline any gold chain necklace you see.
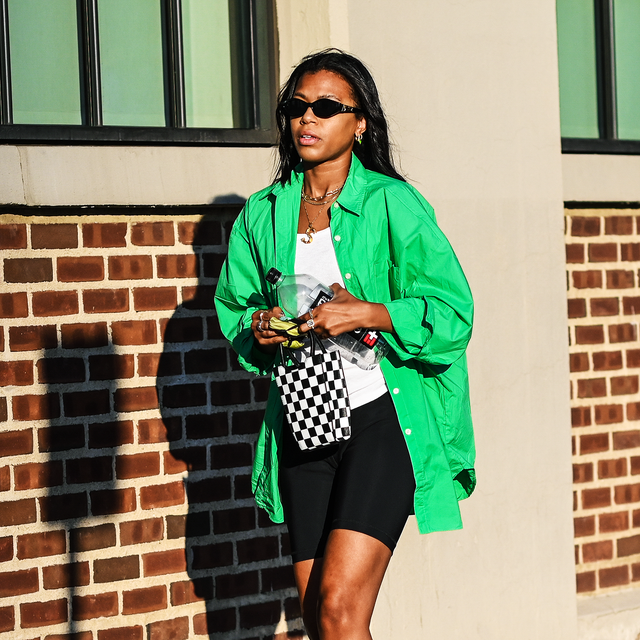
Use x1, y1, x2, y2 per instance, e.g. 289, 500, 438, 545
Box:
300, 193, 339, 244
301, 183, 344, 204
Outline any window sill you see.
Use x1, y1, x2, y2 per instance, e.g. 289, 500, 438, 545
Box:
562, 138, 640, 155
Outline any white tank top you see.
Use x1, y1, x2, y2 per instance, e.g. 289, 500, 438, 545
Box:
294, 227, 388, 409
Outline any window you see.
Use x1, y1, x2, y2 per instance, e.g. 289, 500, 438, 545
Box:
557, 0, 640, 153
0, 0, 276, 145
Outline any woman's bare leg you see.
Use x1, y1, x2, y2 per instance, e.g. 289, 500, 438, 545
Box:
293, 529, 392, 640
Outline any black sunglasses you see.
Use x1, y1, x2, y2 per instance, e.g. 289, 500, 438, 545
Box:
281, 98, 361, 119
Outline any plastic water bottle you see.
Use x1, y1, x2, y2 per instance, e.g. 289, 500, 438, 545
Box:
266, 268, 389, 370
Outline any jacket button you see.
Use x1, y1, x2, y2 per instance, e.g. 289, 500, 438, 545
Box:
393, 387, 399, 394
345, 273, 351, 279
334, 235, 341, 241
405, 429, 412, 435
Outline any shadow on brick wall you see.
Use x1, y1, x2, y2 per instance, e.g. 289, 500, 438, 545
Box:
157, 210, 303, 639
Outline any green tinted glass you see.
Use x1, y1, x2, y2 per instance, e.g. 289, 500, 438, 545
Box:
614, 0, 640, 140
182, 0, 234, 128
8, 0, 82, 125
98, 0, 165, 126
556, 0, 599, 138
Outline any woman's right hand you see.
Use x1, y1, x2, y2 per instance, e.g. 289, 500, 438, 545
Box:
251, 307, 288, 350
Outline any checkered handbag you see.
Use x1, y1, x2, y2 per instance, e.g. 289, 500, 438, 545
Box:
274, 331, 351, 451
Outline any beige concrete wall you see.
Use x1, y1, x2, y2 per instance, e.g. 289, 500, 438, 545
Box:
563, 155, 640, 203
345, 1, 578, 638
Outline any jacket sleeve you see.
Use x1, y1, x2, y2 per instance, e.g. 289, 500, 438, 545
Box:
382, 186, 473, 367
214, 203, 276, 376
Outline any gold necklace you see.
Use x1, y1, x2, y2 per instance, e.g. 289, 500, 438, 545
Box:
300, 193, 338, 244
301, 184, 344, 204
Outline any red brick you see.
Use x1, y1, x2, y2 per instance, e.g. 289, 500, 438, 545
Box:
162, 383, 207, 408
143, 549, 186, 577
138, 417, 181, 444
612, 375, 639, 395
605, 216, 633, 234
628, 403, 640, 421
133, 287, 177, 311
88, 354, 134, 380
0, 498, 36, 526
17, 530, 66, 560
237, 536, 279, 564
156, 254, 198, 279
590, 297, 619, 316
138, 352, 182, 377
192, 412, 228, 438
623, 296, 640, 315
573, 463, 593, 483
164, 447, 207, 474
235, 475, 252, 500
239, 600, 281, 629
633, 563, 640, 582
192, 542, 233, 570
90, 488, 136, 515
599, 565, 629, 588
628, 349, 640, 367
566, 244, 584, 263
600, 511, 629, 533
112, 320, 157, 345
187, 477, 231, 504
0, 605, 13, 632
632, 456, 640, 475
57, 256, 104, 282
43, 562, 91, 590
588, 243, 617, 262
116, 452, 160, 479
15, 461, 63, 490
0, 223, 26, 249
123, 585, 167, 614
595, 404, 624, 424
108, 255, 153, 280
610, 323, 637, 343
45, 631, 92, 640
634, 509, 640, 527
572, 270, 602, 289
160, 317, 203, 343
572, 217, 601, 236
66, 456, 112, 484
571, 406, 591, 427
32, 290, 79, 317
37, 357, 85, 384
0, 360, 33, 386
72, 592, 118, 621
212, 443, 252, 469
576, 571, 596, 593
83, 288, 129, 313
569, 353, 589, 372
575, 325, 605, 344
582, 487, 611, 509
577, 378, 606, 398
607, 269, 634, 288
0, 467, 8, 492
178, 219, 221, 245
83, 222, 127, 248
32, 223, 78, 249
13, 394, 60, 421
120, 518, 164, 546
63, 389, 110, 417
40, 493, 88, 522
582, 540, 613, 563
61, 322, 108, 349
598, 458, 627, 478
4, 257, 53, 282
148, 617, 189, 640
9, 324, 57, 351
38, 423, 84, 453
0, 292, 28, 318
615, 483, 640, 504
113, 387, 158, 412
216, 570, 259, 598
20, 598, 67, 628
170, 578, 213, 605
131, 222, 174, 246
593, 351, 622, 370
213, 507, 255, 534
613, 430, 640, 449
182, 284, 216, 310
140, 482, 185, 510
621, 243, 640, 260
94, 555, 140, 583
70, 524, 116, 552
0, 568, 38, 596
0, 397, 5, 422
261, 565, 296, 592
98, 625, 144, 640
194, 608, 235, 634
580, 433, 609, 454
617, 534, 640, 557
88, 420, 134, 448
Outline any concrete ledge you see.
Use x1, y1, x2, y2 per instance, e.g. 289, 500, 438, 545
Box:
578, 589, 640, 640
563, 154, 640, 203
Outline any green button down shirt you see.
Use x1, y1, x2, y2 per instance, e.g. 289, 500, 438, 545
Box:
215, 154, 476, 535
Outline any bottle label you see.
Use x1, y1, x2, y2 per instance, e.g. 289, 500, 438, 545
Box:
310, 289, 333, 310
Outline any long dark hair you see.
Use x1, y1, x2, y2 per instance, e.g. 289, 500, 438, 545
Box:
273, 48, 405, 185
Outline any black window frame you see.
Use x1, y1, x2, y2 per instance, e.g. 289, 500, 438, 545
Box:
0, 0, 277, 146
562, 0, 640, 155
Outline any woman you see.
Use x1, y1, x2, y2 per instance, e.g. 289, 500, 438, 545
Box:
215, 49, 475, 640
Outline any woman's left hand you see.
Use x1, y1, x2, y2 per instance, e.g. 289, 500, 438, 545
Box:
299, 283, 393, 337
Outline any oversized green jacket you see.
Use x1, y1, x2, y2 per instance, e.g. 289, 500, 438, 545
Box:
214, 154, 476, 534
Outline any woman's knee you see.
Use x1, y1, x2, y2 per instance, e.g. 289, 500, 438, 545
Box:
317, 586, 359, 634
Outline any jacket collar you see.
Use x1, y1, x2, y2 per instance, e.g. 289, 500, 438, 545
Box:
261, 153, 367, 216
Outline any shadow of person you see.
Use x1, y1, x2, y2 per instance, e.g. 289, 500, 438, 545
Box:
157, 203, 302, 639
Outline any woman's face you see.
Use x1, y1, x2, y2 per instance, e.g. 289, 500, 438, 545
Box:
289, 70, 366, 168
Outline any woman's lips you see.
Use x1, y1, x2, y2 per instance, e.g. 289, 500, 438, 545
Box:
299, 134, 319, 146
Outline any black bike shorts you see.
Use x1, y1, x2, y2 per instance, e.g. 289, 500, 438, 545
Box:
278, 392, 416, 563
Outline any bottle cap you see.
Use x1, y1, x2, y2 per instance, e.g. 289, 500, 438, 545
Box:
266, 268, 282, 285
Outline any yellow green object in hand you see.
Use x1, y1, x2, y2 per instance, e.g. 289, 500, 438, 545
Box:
269, 317, 307, 349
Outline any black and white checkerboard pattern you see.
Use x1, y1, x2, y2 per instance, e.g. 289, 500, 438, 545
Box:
275, 350, 351, 450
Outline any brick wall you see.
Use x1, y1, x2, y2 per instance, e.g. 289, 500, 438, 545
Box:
0, 210, 304, 639
567, 207, 640, 596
